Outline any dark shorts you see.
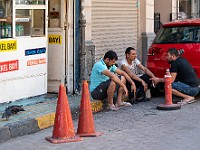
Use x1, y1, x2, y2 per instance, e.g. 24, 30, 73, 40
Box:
91, 78, 120, 100
172, 81, 199, 96
126, 74, 151, 99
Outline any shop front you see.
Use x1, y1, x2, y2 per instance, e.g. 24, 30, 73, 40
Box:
0, 0, 48, 103
47, 0, 77, 93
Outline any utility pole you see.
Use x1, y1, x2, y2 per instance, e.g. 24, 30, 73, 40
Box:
79, 0, 87, 88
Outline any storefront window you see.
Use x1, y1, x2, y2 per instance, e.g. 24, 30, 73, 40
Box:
179, 0, 191, 19
0, 0, 46, 39
15, 0, 45, 5
16, 9, 45, 37
0, 0, 12, 38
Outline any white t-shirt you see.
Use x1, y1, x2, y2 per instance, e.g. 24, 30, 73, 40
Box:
119, 58, 141, 75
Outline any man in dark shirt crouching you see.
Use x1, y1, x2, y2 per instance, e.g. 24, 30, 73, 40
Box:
151, 48, 200, 105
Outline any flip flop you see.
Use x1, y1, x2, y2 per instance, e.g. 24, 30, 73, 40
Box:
177, 101, 187, 105
107, 105, 119, 111
115, 102, 132, 107
186, 99, 196, 104
177, 99, 195, 105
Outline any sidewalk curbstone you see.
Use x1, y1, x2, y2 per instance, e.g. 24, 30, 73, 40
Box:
36, 113, 55, 130
35, 100, 104, 130
34, 98, 128, 131
0, 99, 104, 143
8, 119, 39, 138
0, 126, 11, 143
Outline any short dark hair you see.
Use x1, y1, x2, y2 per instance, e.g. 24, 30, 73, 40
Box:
104, 50, 118, 60
125, 47, 135, 54
167, 48, 179, 57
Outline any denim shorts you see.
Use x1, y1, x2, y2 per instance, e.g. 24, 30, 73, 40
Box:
172, 81, 199, 96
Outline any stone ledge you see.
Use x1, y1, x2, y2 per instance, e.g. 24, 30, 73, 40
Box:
0, 100, 104, 143
35, 100, 104, 130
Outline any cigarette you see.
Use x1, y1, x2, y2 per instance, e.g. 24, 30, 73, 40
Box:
152, 83, 155, 88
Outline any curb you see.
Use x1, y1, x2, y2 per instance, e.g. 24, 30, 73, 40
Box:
36, 100, 103, 130
0, 100, 104, 143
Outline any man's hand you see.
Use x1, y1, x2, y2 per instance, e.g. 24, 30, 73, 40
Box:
141, 80, 148, 91
131, 83, 136, 96
150, 77, 160, 85
123, 85, 129, 97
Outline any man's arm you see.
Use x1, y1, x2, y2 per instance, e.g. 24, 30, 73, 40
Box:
151, 77, 164, 84
137, 64, 155, 78
115, 68, 136, 94
121, 64, 147, 90
170, 72, 177, 82
150, 72, 177, 84
102, 69, 129, 96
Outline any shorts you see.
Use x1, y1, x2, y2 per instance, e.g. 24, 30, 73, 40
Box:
172, 81, 199, 96
91, 78, 120, 100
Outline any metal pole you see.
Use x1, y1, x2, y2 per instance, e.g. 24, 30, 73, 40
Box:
79, 0, 87, 87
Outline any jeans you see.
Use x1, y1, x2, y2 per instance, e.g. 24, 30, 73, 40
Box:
172, 81, 199, 96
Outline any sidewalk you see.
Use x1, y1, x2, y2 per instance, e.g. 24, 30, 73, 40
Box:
0, 93, 104, 143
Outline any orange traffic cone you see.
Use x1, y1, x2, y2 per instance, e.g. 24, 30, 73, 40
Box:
77, 80, 103, 137
46, 84, 82, 144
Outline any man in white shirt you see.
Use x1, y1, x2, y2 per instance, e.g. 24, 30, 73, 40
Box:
119, 47, 156, 103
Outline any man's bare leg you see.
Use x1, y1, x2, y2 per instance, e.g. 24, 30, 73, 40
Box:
172, 89, 194, 102
116, 77, 132, 107
107, 81, 118, 110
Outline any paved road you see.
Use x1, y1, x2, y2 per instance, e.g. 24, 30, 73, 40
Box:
0, 97, 200, 150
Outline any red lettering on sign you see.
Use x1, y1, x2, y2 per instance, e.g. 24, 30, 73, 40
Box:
0, 60, 19, 73
27, 58, 46, 66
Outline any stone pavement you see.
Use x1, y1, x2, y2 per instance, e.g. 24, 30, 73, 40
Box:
1, 90, 197, 144
0, 93, 104, 143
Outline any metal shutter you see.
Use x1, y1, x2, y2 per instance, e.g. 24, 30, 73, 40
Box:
92, 0, 138, 61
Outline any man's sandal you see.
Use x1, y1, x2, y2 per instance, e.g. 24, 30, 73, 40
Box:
177, 99, 195, 105
107, 105, 119, 111
115, 102, 132, 107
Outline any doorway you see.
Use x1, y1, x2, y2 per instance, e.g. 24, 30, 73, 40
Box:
47, 0, 68, 93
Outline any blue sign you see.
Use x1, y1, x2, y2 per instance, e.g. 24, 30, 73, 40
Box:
25, 47, 46, 56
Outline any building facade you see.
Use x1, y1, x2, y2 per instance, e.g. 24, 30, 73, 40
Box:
46, 0, 200, 95
27, 0, 200, 98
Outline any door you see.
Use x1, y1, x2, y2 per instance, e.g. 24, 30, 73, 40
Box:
47, 0, 67, 93
91, 0, 138, 61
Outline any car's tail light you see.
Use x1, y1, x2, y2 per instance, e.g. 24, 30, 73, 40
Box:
147, 47, 161, 56
147, 47, 153, 56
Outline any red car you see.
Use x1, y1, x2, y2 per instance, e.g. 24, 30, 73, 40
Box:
147, 19, 200, 79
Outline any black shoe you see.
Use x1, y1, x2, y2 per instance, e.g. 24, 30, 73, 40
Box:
142, 98, 150, 102
129, 98, 139, 104
136, 96, 150, 102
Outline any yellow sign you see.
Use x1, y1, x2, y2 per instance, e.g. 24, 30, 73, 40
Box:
37, 113, 55, 130
48, 35, 62, 44
0, 40, 17, 52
